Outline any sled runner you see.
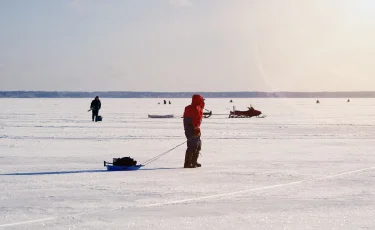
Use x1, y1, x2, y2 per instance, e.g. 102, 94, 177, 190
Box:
105, 164, 143, 171
104, 157, 143, 171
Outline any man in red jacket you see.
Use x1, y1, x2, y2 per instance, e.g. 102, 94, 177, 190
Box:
183, 94, 205, 168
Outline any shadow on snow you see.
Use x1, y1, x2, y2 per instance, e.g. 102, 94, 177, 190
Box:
0, 167, 181, 176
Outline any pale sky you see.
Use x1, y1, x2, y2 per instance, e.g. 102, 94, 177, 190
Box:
1, 0, 375, 92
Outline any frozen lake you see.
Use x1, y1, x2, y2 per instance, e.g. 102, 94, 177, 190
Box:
1, 98, 375, 229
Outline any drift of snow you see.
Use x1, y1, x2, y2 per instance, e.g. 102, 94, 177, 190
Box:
1, 98, 375, 229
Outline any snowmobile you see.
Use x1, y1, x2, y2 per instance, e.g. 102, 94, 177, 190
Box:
229, 106, 265, 118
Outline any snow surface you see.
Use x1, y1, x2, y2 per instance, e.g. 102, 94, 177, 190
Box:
1, 98, 375, 230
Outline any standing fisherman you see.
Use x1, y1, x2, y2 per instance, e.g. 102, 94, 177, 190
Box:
183, 94, 205, 168
90, 96, 101, 122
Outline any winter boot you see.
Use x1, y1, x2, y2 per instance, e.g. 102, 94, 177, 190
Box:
184, 151, 194, 168
191, 150, 201, 168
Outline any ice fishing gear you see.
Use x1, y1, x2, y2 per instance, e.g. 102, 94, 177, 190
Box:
148, 114, 174, 118
103, 140, 187, 171
113, 157, 137, 166
104, 157, 142, 171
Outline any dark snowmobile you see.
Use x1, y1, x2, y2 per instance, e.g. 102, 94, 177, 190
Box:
229, 106, 266, 118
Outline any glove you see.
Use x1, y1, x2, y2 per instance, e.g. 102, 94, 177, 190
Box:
193, 127, 201, 138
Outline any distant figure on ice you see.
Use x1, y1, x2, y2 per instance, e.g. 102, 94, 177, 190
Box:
316, 100, 320, 104
347, 99, 350, 103
183, 94, 205, 168
164, 100, 167, 105
169, 100, 171, 104
90, 96, 101, 122
230, 99, 233, 103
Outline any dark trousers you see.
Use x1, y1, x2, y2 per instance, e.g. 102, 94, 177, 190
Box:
92, 110, 99, 121
184, 136, 201, 166
186, 136, 201, 154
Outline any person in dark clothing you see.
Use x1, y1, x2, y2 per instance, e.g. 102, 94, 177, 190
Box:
90, 96, 101, 122
183, 94, 205, 168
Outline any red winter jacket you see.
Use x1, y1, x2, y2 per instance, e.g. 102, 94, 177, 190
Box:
183, 94, 205, 137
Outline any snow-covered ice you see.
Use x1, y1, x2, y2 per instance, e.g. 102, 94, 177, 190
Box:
1, 98, 375, 229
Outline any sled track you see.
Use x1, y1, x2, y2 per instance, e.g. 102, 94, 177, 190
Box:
1, 166, 375, 228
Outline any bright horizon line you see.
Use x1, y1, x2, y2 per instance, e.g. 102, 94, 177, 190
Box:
1, 90, 375, 93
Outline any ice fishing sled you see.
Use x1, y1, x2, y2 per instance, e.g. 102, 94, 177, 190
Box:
148, 114, 174, 118
104, 157, 143, 171
229, 106, 266, 118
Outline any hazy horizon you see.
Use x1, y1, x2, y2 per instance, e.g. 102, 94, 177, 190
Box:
1, 0, 375, 92
2, 90, 375, 93
3, 90, 375, 99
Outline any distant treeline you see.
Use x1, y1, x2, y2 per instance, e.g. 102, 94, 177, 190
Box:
1, 91, 375, 98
